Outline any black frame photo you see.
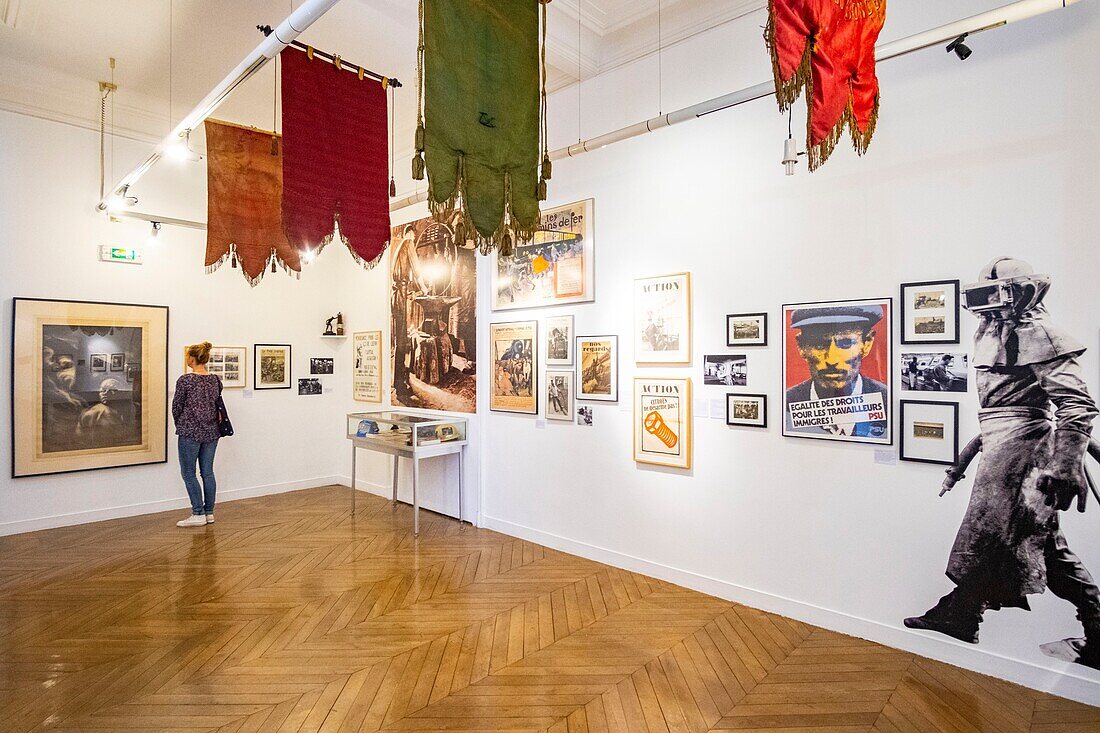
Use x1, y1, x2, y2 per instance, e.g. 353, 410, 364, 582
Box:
900, 280, 961, 345
726, 393, 767, 429
254, 344, 292, 390
726, 312, 768, 347
900, 399, 960, 465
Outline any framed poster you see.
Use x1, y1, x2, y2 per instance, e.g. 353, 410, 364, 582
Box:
353, 330, 383, 403
633, 377, 692, 469
490, 320, 538, 414
901, 280, 960, 344
254, 344, 292, 390
703, 355, 747, 386
782, 297, 892, 445
12, 298, 169, 478
545, 315, 574, 366
727, 313, 768, 347
726, 393, 767, 429
901, 352, 968, 393
576, 335, 618, 402
635, 272, 691, 364
545, 370, 574, 421
492, 198, 594, 311
900, 400, 960, 465
390, 214, 477, 413
183, 346, 247, 388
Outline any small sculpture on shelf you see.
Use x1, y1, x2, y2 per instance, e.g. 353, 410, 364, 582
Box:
323, 312, 345, 337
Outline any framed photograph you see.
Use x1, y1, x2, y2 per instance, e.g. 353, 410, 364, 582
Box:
490, 320, 538, 414
545, 315, 574, 366
12, 298, 169, 478
545, 370, 574, 421
901, 280, 960, 344
576, 335, 618, 402
782, 297, 892, 445
900, 400, 960, 465
310, 357, 334, 375
110, 353, 125, 371
703, 354, 747, 386
634, 377, 692, 469
353, 330, 383, 403
727, 313, 768, 347
635, 272, 691, 364
298, 377, 322, 396
254, 344, 292, 390
726, 393, 767, 429
577, 405, 594, 427
183, 346, 247, 389
901, 352, 968, 393
492, 199, 594, 311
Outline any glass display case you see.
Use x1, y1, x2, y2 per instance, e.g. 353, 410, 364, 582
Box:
346, 411, 468, 535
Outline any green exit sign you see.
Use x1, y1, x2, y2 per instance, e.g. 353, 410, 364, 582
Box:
98, 245, 143, 264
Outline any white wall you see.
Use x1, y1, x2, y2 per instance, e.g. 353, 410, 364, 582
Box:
480, 0, 1100, 705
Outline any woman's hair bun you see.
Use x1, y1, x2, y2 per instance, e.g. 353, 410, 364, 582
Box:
188, 341, 214, 365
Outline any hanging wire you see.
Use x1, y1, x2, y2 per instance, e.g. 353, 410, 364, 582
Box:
657, 0, 663, 115
168, 0, 173, 129
576, 0, 582, 144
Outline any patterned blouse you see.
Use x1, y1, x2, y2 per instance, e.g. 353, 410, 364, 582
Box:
172, 373, 223, 443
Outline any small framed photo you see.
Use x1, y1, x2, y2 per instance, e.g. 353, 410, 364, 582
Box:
255, 344, 292, 390
704, 354, 747, 386
576, 335, 618, 402
298, 377, 322, 396
726, 393, 767, 428
90, 353, 108, 372
901, 352, 968, 393
900, 400, 960, 465
310, 357, 334, 375
110, 353, 126, 371
901, 280, 960, 344
545, 370, 574, 421
727, 313, 767, 347
545, 315, 574, 366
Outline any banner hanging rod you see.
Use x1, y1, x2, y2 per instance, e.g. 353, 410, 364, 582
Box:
257, 25, 402, 87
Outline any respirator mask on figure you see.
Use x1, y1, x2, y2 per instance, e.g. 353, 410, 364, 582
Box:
961, 257, 1050, 319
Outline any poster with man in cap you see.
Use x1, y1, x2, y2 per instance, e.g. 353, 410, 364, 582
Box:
782, 298, 892, 444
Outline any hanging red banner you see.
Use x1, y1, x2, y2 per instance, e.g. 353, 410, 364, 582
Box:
280, 48, 391, 268
204, 119, 301, 286
766, 0, 886, 170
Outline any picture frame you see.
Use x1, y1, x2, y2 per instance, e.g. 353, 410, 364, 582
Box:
491, 198, 595, 311
576, 335, 618, 402
298, 377, 322, 396
310, 357, 334, 375
353, 330, 383, 403
900, 351, 968, 393
633, 376, 692, 470
490, 321, 538, 414
545, 369, 574, 421
183, 345, 247, 389
726, 393, 767, 429
781, 297, 893, 446
703, 354, 747, 387
726, 313, 768, 347
900, 280, 960, 345
110, 353, 125, 371
900, 400, 960, 465
634, 272, 692, 364
11, 298, 169, 478
545, 315, 574, 366
254, 344, 292, 390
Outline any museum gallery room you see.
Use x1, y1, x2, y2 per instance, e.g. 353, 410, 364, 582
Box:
3, 1, 1100, 731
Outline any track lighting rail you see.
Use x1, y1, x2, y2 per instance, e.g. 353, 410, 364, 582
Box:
257, 25, 402, 87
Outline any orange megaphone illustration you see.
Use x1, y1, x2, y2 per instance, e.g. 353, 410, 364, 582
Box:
643, 411, 677, 448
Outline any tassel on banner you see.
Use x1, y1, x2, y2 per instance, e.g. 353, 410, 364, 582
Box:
389, 178, 397, 197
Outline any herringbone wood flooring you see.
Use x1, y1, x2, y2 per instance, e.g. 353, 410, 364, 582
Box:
0, 487, 1097, 732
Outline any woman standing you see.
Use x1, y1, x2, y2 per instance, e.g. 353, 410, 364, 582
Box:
173, 342, 223, 527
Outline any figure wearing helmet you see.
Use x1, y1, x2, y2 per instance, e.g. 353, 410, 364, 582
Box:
904, 257, 1100, 669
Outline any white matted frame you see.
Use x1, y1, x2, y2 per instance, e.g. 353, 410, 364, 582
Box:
726, 393, 767, 429
635, 272, 692, 364
545, 370, 574, 421
901, 279, 960, 345
900, 399, 960, 465
633, 376, 692, 469
545, 315, 574, 366
183, 345, 247, 388
254, 344, 292, 390
576, 335, 618, 402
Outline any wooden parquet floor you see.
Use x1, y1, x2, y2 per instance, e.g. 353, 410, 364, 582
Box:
1, 487, 1098, 732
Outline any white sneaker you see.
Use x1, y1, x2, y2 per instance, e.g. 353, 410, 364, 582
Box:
205, 514, 215, 524
177, 514, 208, 528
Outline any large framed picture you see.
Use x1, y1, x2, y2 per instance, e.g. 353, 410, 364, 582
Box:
782, 297, 892, 445
492, 199, 594, 311
635, 272, 691, 364
576, 335, 618, 402
490, 320, 538, 414
726, 393, 767, 429
254, 344, 292, 390
900, 280, 960, 345
545, 315, 574, 366
183, 345, 247, 388
900, 400, 960, 465
727, 313, 768, 347
353, 330, 383, 403
633, 377, 692, 469
545, 370, 574, 421
12, 298, 169, 478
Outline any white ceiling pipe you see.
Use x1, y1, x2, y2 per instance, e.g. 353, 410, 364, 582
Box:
96, 0, 342, 212
390, 0, 1083, 212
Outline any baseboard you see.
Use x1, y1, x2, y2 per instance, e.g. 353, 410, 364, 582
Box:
482, 514, 1100, 706
0, 475, 345, 537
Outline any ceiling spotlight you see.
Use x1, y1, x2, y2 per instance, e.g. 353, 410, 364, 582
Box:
947, 34, 972, 61
147, 221, 161, 246
301, 248, 316, 264
106, 184, 138, 211
166, 129, 202, 162
782, 136, 800, 176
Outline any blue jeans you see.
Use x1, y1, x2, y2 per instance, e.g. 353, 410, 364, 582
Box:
179, 436, 218, 515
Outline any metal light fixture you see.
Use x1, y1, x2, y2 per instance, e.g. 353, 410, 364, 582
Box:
106, 184, 138, 211
146, 221, 161, 246
947, 34, 972, 60
166, 129, 202, 162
